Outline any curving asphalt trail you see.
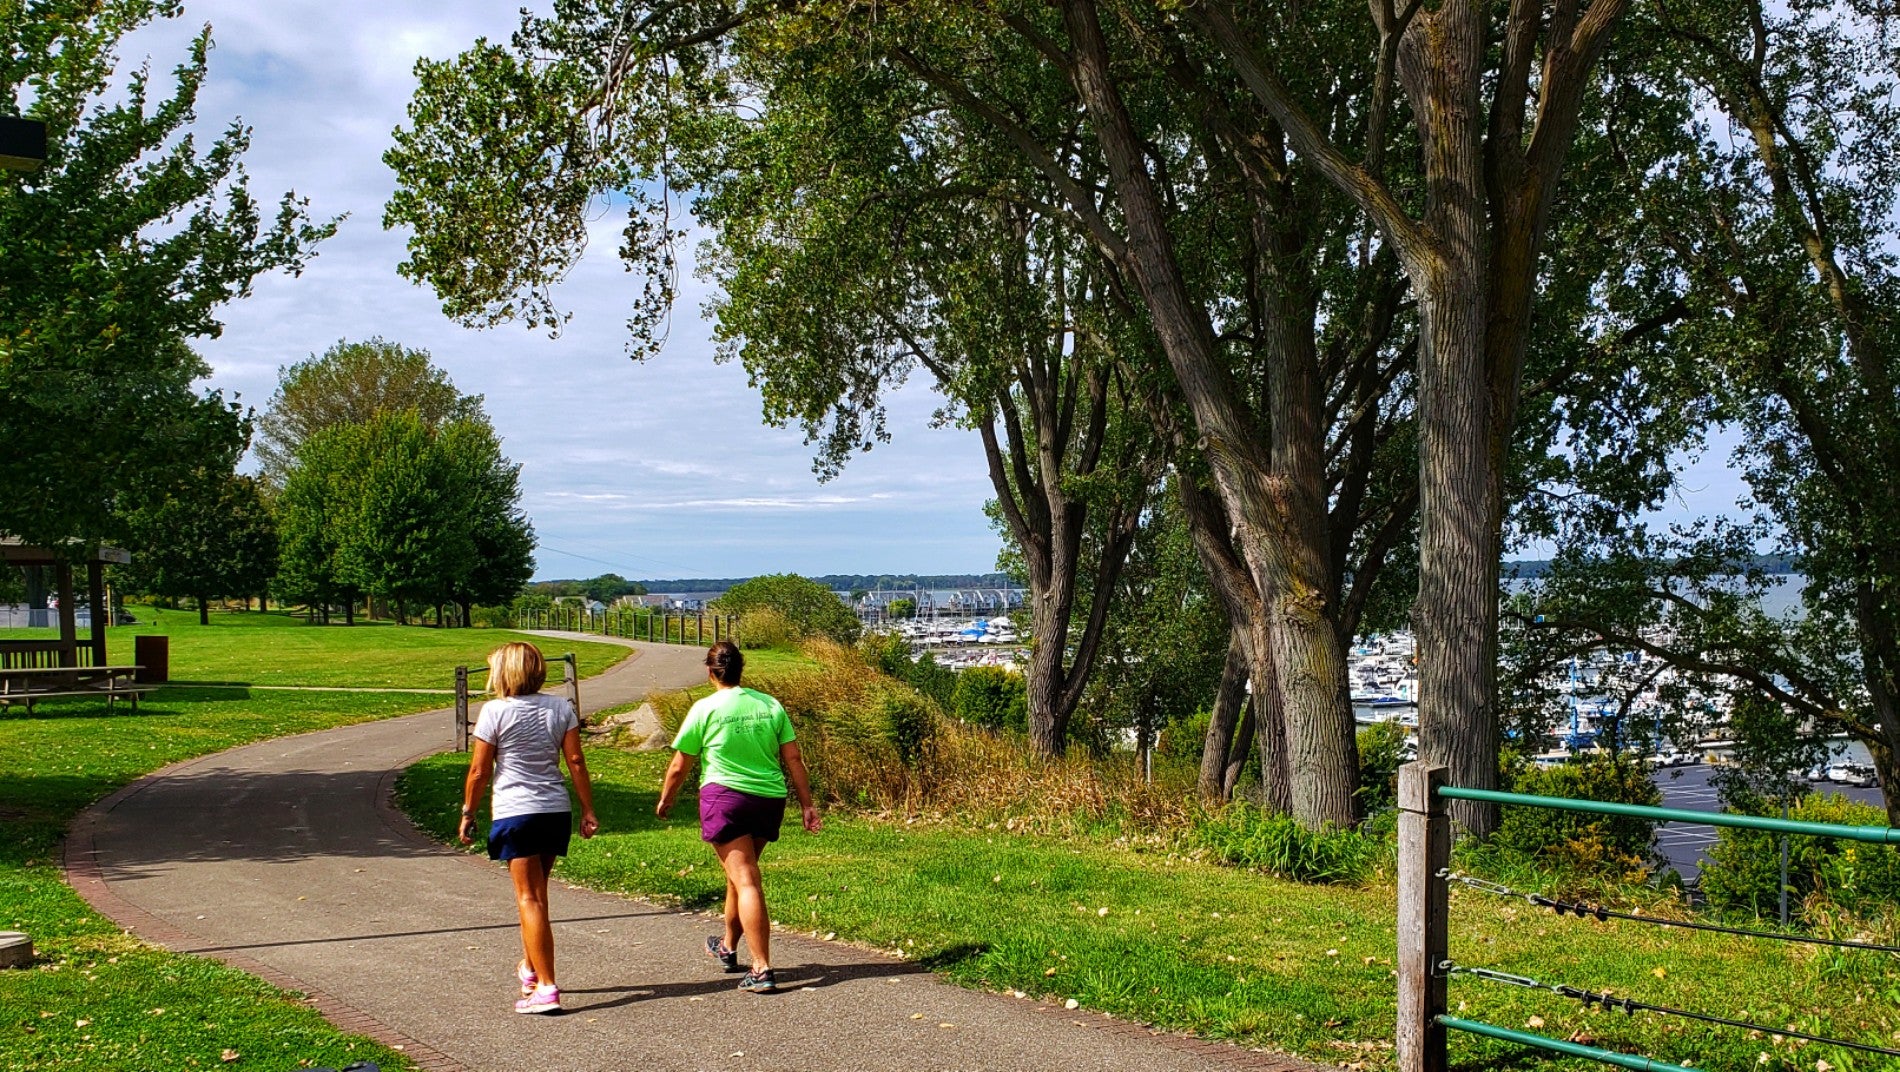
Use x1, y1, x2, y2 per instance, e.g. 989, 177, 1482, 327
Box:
63, 635, 1320, 1072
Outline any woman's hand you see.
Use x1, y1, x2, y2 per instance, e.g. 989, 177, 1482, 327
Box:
802, 803, 822, 834
654, 798, 672, 820
458, 813, 478, 845
579, 810, 600, 839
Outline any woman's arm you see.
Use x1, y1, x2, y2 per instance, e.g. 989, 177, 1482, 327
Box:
656, 750, 696, 818
459, 739, 496, 845
781, 741, 822, 833
560, 727, 599, 839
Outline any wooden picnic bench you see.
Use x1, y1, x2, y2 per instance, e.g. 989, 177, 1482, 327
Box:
0, 665, 155, 714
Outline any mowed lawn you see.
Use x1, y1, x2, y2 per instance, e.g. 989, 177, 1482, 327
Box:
0, 614, 633, 1071
1, 606, 630, 687
403, 748, 1900, 1072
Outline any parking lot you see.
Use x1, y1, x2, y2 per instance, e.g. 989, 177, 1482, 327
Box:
1649, 763, 1886, 880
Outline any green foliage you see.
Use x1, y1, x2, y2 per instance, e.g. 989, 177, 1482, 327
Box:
1489, 756, 1662, 878
1700, 793, 1900, 923
0, 1, 331, 546
1355, 721, 1409, 814
735, 606, 801, 650
951, 665, 1028, 733
272, 385, 533, 620
887, 597, 917, 619
715, 573, 860, 645
1186, 805, 1380, 885
120, 469, 277, 622
862, 633, 961, 714
253, 338, 484, 486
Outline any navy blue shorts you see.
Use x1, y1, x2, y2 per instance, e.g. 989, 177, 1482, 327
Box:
699, 784, 786, 845
487, 811, 572, 861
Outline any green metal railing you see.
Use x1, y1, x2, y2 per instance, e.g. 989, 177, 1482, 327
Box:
1399, 762, 1900, 1072
1437, 1016, 1706, 1072
1439, 784, 1900, 844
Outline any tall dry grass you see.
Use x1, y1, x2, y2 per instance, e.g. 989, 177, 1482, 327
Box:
644, 639, 1200, 836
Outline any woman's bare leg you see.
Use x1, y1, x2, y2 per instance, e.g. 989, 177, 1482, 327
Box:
714, 837, 770, 970
510, 856, 556, 987
723, 877, 743, 953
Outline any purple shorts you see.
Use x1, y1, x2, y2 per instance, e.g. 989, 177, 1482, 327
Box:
699, 783, 786, 845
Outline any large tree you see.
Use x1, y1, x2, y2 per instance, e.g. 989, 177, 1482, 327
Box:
0, 0, 330, 548
383, 0, 1431, 826
253, 337, 485, 487
121, 468, 277, 625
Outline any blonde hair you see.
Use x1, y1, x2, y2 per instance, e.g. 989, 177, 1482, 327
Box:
487, 642, 547, 697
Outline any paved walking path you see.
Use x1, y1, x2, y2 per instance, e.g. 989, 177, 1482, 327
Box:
65, 636, 1322, 1072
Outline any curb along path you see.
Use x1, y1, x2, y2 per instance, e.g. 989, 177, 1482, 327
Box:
65, 636, 1329, 1072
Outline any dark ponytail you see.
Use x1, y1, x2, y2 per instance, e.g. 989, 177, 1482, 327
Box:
706, 640, 744, 686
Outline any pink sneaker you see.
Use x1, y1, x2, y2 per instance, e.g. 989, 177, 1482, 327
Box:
517, 961, 537, 997
515, 984, 560, 1014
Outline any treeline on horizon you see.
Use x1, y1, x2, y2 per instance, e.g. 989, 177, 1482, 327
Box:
529, 573, 1021, 596
1505, 554, 1798, 580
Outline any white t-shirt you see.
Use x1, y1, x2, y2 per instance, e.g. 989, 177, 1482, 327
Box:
472, 693, 579, 820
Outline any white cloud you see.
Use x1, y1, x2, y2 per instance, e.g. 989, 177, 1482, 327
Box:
117, 1, 1000, 580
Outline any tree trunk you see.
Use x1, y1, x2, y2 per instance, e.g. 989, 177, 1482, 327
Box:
1061, 0, 1356, 827
1199, 631, 1251, 799
460, 599, 473, 628
344, 598, 355, 626
198, 595, 209, 626
1413, 276, 1504, 836
1221, 694, 1257, 799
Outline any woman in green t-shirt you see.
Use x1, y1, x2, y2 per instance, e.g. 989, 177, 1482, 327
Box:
657, 640, 820, 993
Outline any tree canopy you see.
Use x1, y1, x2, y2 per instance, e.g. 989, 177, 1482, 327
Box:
0, 0, 330, 549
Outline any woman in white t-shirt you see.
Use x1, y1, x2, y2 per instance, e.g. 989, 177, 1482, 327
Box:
459, 641, 599, 1014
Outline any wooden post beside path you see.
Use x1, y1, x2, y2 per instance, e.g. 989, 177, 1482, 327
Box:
1397, 762, 1449, 1072
454, 666, 471, 752
562, 652, 580, 720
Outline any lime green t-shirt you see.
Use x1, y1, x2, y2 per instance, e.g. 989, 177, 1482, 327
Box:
671, 686, 796, 798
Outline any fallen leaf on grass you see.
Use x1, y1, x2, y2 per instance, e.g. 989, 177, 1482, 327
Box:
1526, 1016, 1545, 1029
221, 1049, 240, 1063
1652, 967, 1667, 979
75, 1020, 89, 1028
1044, 967, 1058, 976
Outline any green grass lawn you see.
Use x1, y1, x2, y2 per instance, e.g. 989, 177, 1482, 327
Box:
402, 748, 1900, 1072
1, 606, 631, 687
0, 611, 635, 1071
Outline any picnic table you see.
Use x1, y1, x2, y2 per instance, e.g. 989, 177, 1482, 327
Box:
0, 665, 154, 714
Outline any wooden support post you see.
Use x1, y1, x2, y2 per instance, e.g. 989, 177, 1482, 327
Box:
562, 653, 580, 720
86, 560, 107, 668
55, 563, 77, 668
1398, 762, 1449, 1072
454, 666, 471, 752
697, 611, 704, 644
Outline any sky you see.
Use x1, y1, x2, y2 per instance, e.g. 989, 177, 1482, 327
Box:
118, 3, 1756, 583
121, 2, 1002, 583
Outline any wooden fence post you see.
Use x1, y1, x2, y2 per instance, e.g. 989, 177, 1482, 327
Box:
562, 652, 580, 720
454, 665, 471, 752
697, 611, 704, 645
1398, 762, 1449, 1072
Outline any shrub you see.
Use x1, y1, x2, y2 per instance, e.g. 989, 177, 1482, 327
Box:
1157, 707, 1212, 764
858, 632, 957, 710
736, 607, 800, 650
1701, 792, 1900, 922
1488, 755, 1661, 879
1356, 721, 1409, 814
1187, 804, 1380, 885
715, 573, 861, 644
951, 665, 1027, 732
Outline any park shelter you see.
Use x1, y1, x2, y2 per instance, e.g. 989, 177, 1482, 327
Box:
0, 540, 130, 668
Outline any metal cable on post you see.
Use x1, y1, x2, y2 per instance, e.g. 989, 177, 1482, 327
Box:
1441, 870, 1900, 955
1440, 959, 1900, 1059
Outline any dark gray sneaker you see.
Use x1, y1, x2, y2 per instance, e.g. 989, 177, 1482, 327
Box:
738, 968, 778, 993
705, 935, 740, 972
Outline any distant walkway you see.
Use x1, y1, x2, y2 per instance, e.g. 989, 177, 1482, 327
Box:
64, 638, 1318, 1072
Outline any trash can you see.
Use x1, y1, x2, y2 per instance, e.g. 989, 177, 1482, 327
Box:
134, 634, 168, 684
